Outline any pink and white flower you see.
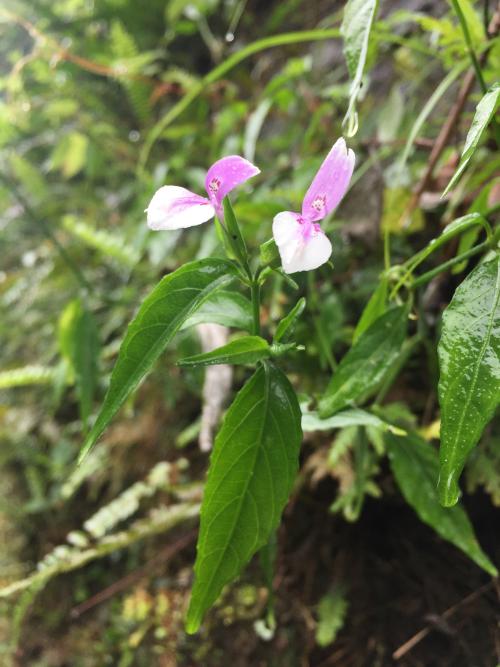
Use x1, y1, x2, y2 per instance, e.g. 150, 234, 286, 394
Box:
273, 138, 355, 274
146, 155, 260, 231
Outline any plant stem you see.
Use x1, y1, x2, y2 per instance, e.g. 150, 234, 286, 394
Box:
451, 0, 488, 94
412, 239, 491, 288
383, 225, 391, 272
483, 0, 491, 33
485, 201, 500, 217
251, 280, 261, 336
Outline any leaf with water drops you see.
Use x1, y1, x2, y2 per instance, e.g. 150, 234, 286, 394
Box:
443, 83, 500, 196
387, 432, 497, 575
438, 255, 500, 506
186, 363, 302, 633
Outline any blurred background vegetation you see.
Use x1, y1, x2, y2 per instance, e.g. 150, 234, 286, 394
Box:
0, 0, 499, 665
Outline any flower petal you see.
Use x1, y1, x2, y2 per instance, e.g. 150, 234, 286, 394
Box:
205, 155, 260, 209
301, 137, 355, 222
146, 186, 215, 230
273, 211, 332, 274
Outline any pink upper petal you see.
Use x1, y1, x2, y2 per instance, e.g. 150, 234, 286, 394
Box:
204, 155, 260, 211
146, 186, 215, 230
301, 138, 355, 223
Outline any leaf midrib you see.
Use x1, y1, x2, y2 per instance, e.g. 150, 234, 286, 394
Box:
85, 270, 233, 454
192, 365, 271, 622
444, 260, 500, 465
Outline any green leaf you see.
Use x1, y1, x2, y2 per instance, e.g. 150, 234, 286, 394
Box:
244, 98, 272, 163
178, 336, 270, 367
402, 213, 491, 278
0, 366, 58, 389
181, 290, 253, 332
186, 363, 302, 633
9, 154, 48, 202
438, 256, 500, 506
387, 432, 497, 575
315, 587, 348, 648
62, 216, 140, 267
274, 297, 306, 343
352, 279, 387, 343
59, 299, 100, 428
222, 197, 249, 269
443, 83, 500, 196
319, 306, 408, 418
79, 259, 236, 462
302, 407, 405, 435
259, 238, 280, 267
51, 131, 89, 179
341, 0, 378, 133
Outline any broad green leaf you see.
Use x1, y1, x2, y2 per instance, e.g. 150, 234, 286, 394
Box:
178, 335, 270, 367
387, 432, 497, 575
274, 297, 306, 343
186, 363, 302, 633
438, 256, 500, 506
443, 84, 500, 196
341, 0, 378, 133
319, 306, 408, 418
181, 290, 253, 332
79, 259, 236, 462
302, 407, 405, 435
352, 279, 387, 343
59, 299, 100, 427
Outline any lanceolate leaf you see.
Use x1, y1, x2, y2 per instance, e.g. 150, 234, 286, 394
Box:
186, 363, 302, 633
387, 432, 497, 575
274, 297, 306, 343
352, 279, 387, 343
341, 0, 378, 131
79, 259, 236, 462
319, 306, 408, 418
178, 335, 270, 367
443, 83, 500, 196
302, 407, 405, 435
181, 290, 253, 332
59, 299, 100, 428
407, 213, 491, 272
438, 256, 500, 506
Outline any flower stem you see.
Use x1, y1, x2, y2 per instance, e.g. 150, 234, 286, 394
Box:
450, 0, 487, 94
412, 239, 491, 288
